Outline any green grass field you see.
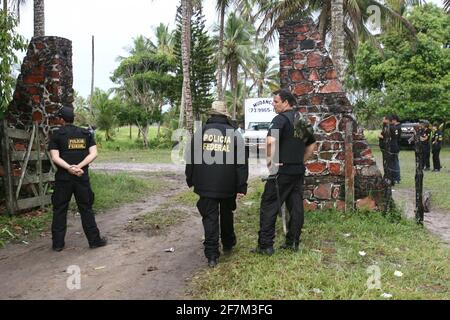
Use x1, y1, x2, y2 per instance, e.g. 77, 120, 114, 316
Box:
189, 180, 449, 300
95, 126, 173, 163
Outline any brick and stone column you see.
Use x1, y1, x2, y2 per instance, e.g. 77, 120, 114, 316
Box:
279, 18, 384, 210
6, 36, 74, 141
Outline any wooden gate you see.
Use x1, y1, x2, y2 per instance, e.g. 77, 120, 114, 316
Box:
1, 120, 56, 215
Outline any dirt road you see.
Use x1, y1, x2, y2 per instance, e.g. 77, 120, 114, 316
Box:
0, 173, 205, 300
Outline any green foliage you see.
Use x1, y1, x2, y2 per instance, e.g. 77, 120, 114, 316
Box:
173, 5, 216, 119
349, 4, 450, 126
91, 88, 120, 141
0, 11, 27, 115
113, 39, 176, 131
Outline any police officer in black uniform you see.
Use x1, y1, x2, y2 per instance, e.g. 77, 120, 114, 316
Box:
185, 101, 249, 268
49, 106, 107, 252
420, 121, 432, 171
378, 115, 391, 174
253, 89, 316, 255
390, 115, 401, 184
432, 123, 443, 172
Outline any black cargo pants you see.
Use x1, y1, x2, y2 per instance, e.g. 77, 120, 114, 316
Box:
196, 197, 237, 259
258, 174, 304, 249
51, 179, 101, 248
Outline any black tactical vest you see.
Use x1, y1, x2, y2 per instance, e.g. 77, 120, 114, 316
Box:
278, 111, 305, 164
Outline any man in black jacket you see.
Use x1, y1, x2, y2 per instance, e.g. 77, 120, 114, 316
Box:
253, 89, 316, 255
185, 101, 249, 268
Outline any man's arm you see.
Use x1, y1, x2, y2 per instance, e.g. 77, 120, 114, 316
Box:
266, 136, 276, 167
304, 142, 317, 162
50, 149, 83, 176
76, 145, 98, 169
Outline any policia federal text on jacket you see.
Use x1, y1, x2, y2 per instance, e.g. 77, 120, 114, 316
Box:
185, 101, 249, 268
48, 106, 107, 252
252, 89, 316, 255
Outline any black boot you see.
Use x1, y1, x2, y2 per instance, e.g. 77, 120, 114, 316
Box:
280, 242, 299, 252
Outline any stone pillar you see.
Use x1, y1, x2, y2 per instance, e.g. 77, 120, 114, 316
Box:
6, 36, 74, 142
279, 18, 384, 211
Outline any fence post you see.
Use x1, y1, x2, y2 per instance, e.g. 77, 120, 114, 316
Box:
345, 120, 354, 212
414, 127, 424, 224
1, 120, 16, 215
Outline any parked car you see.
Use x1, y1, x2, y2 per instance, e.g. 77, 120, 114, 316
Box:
400, 120, 420, 149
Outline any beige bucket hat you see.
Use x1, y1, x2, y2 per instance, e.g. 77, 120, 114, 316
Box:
209, 101, 231, 117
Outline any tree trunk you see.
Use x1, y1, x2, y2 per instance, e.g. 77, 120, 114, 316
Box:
33, 0, 45, 37
181, 0, 193, 134
129, 124, 132, 139
216, 3, 225, 101
231, 63, 238, 120
3, 0, 7, 13
331, 0, 344, 83
179, 89, 185, 129
142, 123, 149, 149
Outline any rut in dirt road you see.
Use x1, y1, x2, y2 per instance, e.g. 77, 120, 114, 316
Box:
393, 188, 450, 246
0, 173, 206, 300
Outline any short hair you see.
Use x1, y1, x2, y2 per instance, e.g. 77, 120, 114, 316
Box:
273, 89, 297, 107
57, 106, 75, 123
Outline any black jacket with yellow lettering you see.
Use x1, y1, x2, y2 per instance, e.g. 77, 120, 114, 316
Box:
185, 116, 249, 199
48, 124, 96, 181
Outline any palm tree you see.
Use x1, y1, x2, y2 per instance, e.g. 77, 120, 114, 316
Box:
444, 0, 450, 13
222, 12, 253, 119
153, 23, 174, 55
330, 0, 344, 81
3, 0, 27, 20
180, 0, 193, 133
247, 47, 279, 96
33, 0, 44, 37
225, 80, 246, 120
216, 0, 233, 101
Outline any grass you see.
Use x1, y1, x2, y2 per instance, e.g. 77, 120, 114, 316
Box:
95, 126, 173, 164
88, 172, 168, 212
188, 179, 449, 300
96, 149, 173, 164
0, 172, 167, 248
127, 189, 198, 236
370, 147, 450, 211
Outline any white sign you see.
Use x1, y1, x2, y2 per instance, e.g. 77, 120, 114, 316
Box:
244, 98, 277, 130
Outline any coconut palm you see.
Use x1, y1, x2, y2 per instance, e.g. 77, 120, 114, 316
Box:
222, 12, 253, 119
153, 23, 174, 55
247, 47, 279, 97
216, 0, 234, 100
33, 0, 44, 37
180, 0, 194, 133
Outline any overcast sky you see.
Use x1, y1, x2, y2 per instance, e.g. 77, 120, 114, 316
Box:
16, 0, 445, 99
16, 0, 218, 98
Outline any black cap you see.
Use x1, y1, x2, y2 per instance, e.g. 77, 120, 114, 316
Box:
57, 106, 74, 123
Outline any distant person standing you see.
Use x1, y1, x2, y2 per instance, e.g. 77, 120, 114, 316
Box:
391, 115, 401, 184
420, 121, 432, 171
432, 123, 443, 172
378, 115, 391, 176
